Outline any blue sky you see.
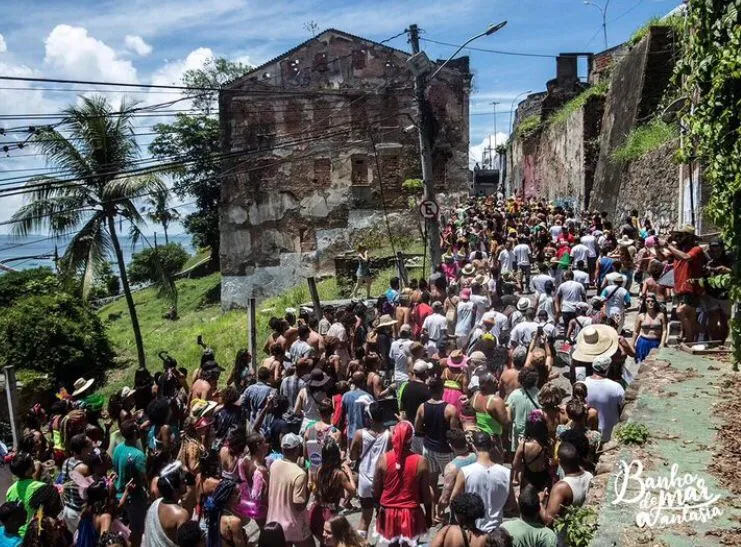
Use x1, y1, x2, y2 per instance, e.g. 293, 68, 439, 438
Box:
0, 0, 680, 233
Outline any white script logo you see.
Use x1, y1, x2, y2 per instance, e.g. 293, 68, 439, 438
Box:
612, 460, 723, 528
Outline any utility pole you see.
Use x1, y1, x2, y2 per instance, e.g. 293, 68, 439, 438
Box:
408, 24, 441, 268
491, 101, 503, 193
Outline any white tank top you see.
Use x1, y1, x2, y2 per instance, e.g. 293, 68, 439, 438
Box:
562, 471, 593, 506
357, 429, 390, 498
461, 461, 510, 532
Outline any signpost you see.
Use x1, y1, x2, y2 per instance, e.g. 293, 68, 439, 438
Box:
419, 199, 439, 220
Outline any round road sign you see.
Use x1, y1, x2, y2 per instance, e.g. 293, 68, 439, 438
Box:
419, 199, 439, 219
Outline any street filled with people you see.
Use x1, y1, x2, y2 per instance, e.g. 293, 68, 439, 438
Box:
1, 195, 731, 547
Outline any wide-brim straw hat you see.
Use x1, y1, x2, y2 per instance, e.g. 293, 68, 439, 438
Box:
618, 235, 635, 247
377, 314, 397, 328
572, 325, 620, 363
72, 377, 95, 397
461, 264, 476, 276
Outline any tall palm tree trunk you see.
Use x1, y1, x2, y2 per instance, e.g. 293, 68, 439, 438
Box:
163, 223, 169, 245
107, 215, 146, 368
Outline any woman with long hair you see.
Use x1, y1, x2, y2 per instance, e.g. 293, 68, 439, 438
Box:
219, 429, 247, 483
309, 440, 356, 545
430, 492, 489, 547
322, 515, 368, 547
257, 522, 287, 547
631, 293, 667, 363
194, 452, 222, 528
74, 479, 130, 546
511, 409, 552, 492
241, 433, 271, 529
204, 479, 248, 547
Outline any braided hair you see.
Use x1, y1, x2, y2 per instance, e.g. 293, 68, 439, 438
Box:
205, 479, 238, 547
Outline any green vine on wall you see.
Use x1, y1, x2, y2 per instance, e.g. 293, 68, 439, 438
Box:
674, 0, 741, 369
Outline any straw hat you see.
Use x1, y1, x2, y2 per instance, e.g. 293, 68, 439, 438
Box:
618, 235, 634, 247
572, 325, 620, 363
447, 350, 469, 369
461, 264, 476, 276
605, 272, 624, 284
72, 377, 95, 397
517, 297, 532, 312
307, 368, 331, 388
376, 314, 397, 328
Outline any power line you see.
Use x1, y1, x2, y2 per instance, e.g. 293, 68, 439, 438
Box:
420, 37, 557, 59
0, 113, 399, 196
0, 112, 398, 187
0, 123, 402, 230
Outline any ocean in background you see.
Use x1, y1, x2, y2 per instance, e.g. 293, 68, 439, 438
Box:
0, 232, 195, 271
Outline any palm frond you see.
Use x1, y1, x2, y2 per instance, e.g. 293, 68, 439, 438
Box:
10, 195, 90, 237
101, 174, 167, 202
30, 130, 93, 188
57, 213, 112, 299
129, 224, 178, 306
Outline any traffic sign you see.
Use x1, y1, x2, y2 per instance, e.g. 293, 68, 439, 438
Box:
419, 199, 439, 219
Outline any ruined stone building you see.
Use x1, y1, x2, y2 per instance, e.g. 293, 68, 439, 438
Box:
219, 29, 471, 308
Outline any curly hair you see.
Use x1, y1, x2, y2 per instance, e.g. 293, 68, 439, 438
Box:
450, 492, 485, 527
518, 367, 540, 390
537, 383, 566, 410
145, 397, 172, 427
486, 528, 513, 547
524, 409, 550, 448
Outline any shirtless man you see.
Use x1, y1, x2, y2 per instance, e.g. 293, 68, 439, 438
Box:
144, 462, 191, 546
189, 363, 222, 403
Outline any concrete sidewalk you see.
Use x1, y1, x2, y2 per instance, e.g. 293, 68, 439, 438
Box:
589, 348, 740, 546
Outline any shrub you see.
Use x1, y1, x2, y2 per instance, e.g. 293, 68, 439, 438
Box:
0, 267, 60, 308
629, 14, 683, 46
548, 81, 609, 127
402, 178, 424, 192
516, 115, 541, 139
615, 422, 650, 445
0, 293, 114, 388
128, 243, 189, 284
554, 505, 598, 547
611, 120, 677, 163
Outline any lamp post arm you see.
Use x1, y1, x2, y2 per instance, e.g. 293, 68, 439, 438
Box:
427, 21, 507, 83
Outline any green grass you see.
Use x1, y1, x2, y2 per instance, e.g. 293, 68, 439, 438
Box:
611, 119, 677, 163
97, 265, 403, 397
179, 247, 212, 272
548, 81, 609, 127
629, 14, 683, 46
516, 115, 541, 139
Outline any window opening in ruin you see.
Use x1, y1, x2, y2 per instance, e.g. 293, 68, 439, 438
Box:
351, 155, 369, 185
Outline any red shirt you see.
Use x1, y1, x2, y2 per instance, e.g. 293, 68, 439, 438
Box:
673, 246, 705, 295
412, 303, 433, 338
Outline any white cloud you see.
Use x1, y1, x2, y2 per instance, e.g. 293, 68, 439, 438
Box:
151, 47, 213, 87
44, 25, 138, 84
0, 34, 6, 53
470, 132, 509, 169
124, 35, 153, 56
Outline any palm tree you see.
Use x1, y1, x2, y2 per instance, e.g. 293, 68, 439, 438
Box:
142, 186, 179, 244
11, 95, 165, 369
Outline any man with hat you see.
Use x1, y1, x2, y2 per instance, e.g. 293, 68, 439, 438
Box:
600, 273, 631, 332
266, 433, 312, 547
71, 377, 95, 401
661, 225, 706, 343
582, 354, 624, 442
572, 324, 620, 383
509, 304, 539, 350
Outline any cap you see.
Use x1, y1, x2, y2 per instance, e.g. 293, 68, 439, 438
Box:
432, 301, 444, 311
399, 324, 412, 334
281, 433, 302, 450
469, 351, 487, 364
412, 359, 432, 373
592, 354, 612, 374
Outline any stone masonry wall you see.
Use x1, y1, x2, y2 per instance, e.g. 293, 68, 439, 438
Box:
219, 30, 470, 308
616, 140, 679, 228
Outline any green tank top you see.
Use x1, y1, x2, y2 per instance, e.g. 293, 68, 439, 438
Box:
474, 393, 503, 436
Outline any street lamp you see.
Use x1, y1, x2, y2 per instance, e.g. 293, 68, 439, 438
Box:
584, 0, 610, 50
509, 89, 533, 134
408, 21, 507, 270
428, 22, 508, 82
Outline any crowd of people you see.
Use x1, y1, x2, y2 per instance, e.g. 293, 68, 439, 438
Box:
0, 195, 731, 547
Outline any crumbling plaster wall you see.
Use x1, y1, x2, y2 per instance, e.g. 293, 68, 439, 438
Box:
219, 31, 470, 308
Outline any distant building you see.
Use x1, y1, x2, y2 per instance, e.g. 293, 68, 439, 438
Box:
218, 29, 471, 307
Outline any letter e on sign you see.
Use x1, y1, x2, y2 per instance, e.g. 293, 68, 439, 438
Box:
419, 200, 439, 220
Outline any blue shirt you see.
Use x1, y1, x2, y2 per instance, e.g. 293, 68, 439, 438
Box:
240, 382, 276, 423
0, 527, 21, 547
342, 388, 374, 441
385, 288, 399, 304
